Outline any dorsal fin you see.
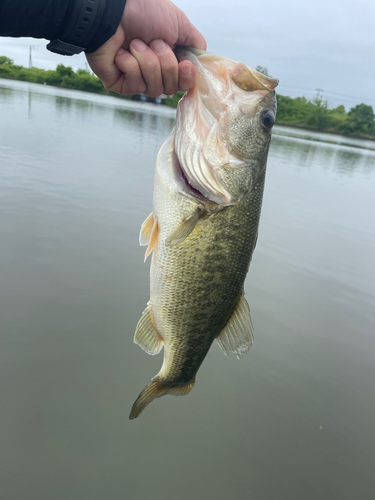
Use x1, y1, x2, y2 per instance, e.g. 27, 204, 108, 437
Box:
134, 304, 164, 355
216, 290, 254, 359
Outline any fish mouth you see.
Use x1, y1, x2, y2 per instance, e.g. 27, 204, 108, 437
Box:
175, 47, 279, 93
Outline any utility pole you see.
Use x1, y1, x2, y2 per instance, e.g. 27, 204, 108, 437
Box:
29, 46, 35, 68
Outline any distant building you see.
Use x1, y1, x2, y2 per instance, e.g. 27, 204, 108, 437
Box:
131, 94, 168, 104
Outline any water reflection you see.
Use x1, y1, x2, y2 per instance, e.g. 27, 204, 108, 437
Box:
113, 107, 137, 125
274, 125, 375, 152
335, 148, 363, 174
363, 154, 375, 176
54, 94, 73, 112
271, 133, 375, 176
54, 95, 99, 119
112, 107, 174, 148
28, 90, 32, 118
0, 85, 14, 102
1, 79, 375, 500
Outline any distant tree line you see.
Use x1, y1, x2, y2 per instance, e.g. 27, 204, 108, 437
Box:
0, 55, 126, 98
164, 91, 375, 139
276, 94, 374, 138
1, 56, 374, 139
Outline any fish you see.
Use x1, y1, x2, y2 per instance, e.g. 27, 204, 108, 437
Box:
129, 48, 278, 420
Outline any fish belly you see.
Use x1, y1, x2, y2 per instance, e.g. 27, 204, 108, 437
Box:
149, 154, 265, 385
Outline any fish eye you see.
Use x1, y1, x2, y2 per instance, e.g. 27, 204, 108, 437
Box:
261, 110, 275, 129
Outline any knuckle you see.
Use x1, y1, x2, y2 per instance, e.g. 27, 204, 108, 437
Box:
138, 84, 147, 95
146, 89, 161, 98
143, 55, 158, 71
162, 61, 177, 75
164, 86, 178, 97
129, 81, 146, 95
127, 60, 140, 73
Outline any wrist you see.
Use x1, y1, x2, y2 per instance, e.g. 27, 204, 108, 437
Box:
47, 0, 127, 56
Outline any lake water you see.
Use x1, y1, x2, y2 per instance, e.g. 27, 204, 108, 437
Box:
1, 79, 374, 500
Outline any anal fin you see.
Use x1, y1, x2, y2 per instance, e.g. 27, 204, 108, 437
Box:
134, 304, 163, 355
216, 290, 254, 359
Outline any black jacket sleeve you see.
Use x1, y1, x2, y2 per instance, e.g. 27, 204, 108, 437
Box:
0, 0, 126, 54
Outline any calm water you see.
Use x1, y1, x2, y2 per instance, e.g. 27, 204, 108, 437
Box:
1, 79, 375, 500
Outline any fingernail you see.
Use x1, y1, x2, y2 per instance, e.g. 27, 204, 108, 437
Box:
152, 39, 167, 54
116, 47, 125, 57
131, 39, 147, 52
179, 62, 194, 91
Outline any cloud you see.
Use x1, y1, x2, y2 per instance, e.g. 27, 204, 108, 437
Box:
0, 0, 373, 108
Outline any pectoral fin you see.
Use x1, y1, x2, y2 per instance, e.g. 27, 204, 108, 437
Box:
216, 291, 254, 359
134, 304, 163, 355
139, 212, 159, 261
139, 212, 154, 246
166, 207, 203, 246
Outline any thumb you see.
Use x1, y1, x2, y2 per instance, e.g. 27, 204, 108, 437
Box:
177, 15, 207, 51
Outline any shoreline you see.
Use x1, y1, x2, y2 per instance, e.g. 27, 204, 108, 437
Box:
275, 121, 375, 143
0, 74, 374, 144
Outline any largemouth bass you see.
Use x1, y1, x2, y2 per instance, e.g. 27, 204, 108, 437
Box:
130, 48, 278, 419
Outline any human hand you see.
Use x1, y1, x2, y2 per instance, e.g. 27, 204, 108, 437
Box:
86, 0, 206, 97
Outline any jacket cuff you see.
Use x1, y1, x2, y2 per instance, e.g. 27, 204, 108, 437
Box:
85, 0, 127, 53
47, 0, 126, 56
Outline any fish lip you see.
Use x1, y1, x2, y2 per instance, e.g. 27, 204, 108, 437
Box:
175, 46, 203, 62
176, 47, 279, 91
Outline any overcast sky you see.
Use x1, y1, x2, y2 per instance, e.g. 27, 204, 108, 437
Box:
0, 0, 374, 110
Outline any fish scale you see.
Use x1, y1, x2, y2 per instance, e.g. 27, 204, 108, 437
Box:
130, 48, 277, 419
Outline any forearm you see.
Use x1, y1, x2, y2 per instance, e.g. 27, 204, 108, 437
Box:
0, 0, 126, 54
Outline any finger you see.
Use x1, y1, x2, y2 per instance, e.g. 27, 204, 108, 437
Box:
150, 39, 179, 96
130, 39, 163, 97
178, 61, 195, 92
85, 26, 126, 90
114, 48, 147, 95
177, 16, 207, 51
183, 29, 207, 51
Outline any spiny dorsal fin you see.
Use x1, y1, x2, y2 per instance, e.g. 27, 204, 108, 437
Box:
216, 291, 254, 359
165, 207, 203, 246
129, 376, 195, 420
139, 212, 159, 261
134, 304, 163, 355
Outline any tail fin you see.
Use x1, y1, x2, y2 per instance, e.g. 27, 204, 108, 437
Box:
129, 377, 195, 420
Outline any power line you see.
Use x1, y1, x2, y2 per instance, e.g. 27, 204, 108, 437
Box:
279, 85, 375, 104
